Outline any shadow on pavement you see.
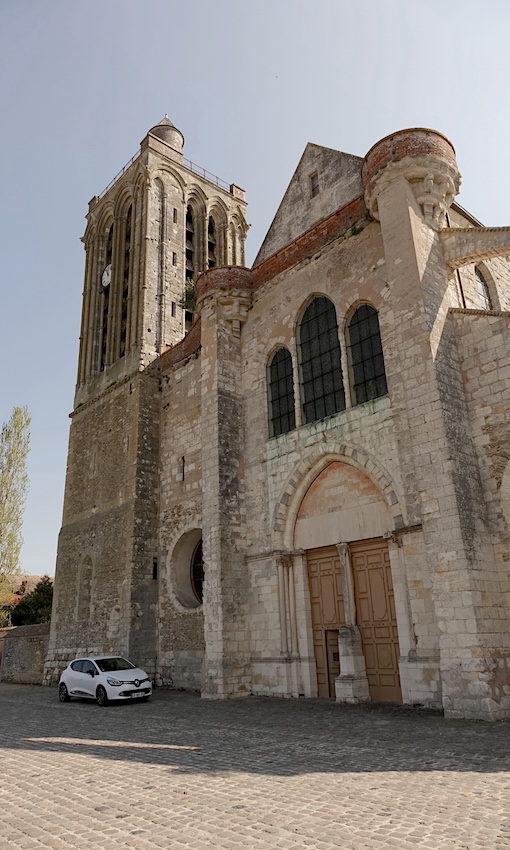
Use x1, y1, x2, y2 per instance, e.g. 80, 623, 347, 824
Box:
1, 683, 510, 778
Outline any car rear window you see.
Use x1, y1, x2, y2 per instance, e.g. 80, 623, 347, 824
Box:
95, 657, 136, 672
70, 660, 84, 672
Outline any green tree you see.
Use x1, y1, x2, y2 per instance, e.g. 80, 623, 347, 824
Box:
11, 576, 53, 626
179, 279, 197, 314
0, 406, 31, 584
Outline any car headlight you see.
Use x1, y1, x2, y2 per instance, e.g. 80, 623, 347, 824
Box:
106, 677, 122, 686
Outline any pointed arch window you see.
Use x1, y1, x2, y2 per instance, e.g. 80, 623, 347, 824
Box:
208, 216, 217, 268
100, 223, 113, 372
298, 296, 345, 424
347, 304, 387, 405
268, 348, 296, 437
119, 204, 132, 358
475, 267, 492, 311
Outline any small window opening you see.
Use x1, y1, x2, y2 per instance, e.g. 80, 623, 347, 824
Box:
152, 559, 158, 580
171, 301, 176, 318
190, 540, 204, 604
310, 172, 320, 198
173, 207, 178, 224
172, 252, 177, 266
475, 267, 492, 311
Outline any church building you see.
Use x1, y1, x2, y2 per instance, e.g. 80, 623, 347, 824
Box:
45, 117, 510, 720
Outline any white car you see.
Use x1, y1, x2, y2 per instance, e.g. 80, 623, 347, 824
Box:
58, 656, 152, 706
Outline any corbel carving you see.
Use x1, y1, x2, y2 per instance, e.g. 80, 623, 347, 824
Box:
217, 293, 252, 337
365, 154, 461, 231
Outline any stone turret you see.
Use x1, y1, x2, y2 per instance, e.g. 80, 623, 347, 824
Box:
362, 128, 461, 230
148, 114, 185, 153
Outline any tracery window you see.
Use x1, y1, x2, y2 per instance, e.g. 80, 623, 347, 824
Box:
347, 304, 387, 405
475, 267, 492, 311
268, 348, 296, 437
298, 296, 345, 424
190, 540, 204, 604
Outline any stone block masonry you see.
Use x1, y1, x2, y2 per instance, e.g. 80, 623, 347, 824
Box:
46, 121, 510, 720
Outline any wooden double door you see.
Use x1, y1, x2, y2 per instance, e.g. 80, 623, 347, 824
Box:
307, 538, 401, 702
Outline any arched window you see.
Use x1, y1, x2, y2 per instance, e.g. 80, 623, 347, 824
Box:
207, 216, 217, 268
100, 223, 113, 372
119, 204, 132, 358
347, 304, 387, 405
268, 348, 296, 437
185, 205, 194, 283
475, 267, 492, 311
190, 539, 204, 604
298, 296, 345, 424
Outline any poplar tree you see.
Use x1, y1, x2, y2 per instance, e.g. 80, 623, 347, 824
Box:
0, 406, 31, 583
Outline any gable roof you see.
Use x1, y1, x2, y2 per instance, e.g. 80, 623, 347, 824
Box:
253, 143, 363, 266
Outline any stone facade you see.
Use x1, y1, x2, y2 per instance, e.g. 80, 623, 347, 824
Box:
46, 120, 510, 720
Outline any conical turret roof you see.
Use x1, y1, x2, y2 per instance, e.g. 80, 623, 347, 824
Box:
148, 115, 184, 151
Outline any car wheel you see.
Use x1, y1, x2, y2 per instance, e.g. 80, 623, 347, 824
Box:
58, 683, 70, 703
96, 685, 109, 707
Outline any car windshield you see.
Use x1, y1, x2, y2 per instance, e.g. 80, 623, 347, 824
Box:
95, 657, 136, 672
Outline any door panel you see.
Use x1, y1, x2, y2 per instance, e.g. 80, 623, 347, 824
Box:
325, 630, 340, 697
350, 538, 401, 702
307, 546, 345, 698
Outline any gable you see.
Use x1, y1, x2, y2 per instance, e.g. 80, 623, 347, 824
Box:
254, 143, 363, 266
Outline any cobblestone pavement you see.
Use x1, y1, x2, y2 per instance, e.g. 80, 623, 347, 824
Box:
1, 685, 510, 850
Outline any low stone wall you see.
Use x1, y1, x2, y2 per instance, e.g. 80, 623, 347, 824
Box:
0, 623, 50, 684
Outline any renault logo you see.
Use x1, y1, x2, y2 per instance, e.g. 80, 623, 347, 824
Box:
134, 679, 140, 688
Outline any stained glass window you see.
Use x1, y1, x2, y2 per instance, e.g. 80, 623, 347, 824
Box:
347, 304, 387, 405
299, 297, 345, 424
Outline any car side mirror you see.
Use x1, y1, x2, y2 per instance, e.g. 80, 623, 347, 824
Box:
87, 670, 95, 677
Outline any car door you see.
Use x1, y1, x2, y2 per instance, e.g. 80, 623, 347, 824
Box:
80, 659, 98, 697
66, 660, 84, 695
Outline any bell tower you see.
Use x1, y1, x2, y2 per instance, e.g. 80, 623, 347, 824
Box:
76, 115, 248, 407
45, 117, 248, 682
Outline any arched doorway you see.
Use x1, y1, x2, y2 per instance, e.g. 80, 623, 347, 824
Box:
294, 461, 402, 702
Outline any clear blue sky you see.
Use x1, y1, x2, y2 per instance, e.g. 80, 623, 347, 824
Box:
1, 0, 509, 575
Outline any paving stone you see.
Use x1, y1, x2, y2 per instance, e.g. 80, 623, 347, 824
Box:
1, 684, 510, 849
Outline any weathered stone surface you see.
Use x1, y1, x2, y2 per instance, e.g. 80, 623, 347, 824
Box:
46, 123, 510, 721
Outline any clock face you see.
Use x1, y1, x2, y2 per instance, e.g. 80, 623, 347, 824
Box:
101, 264, 112, 288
